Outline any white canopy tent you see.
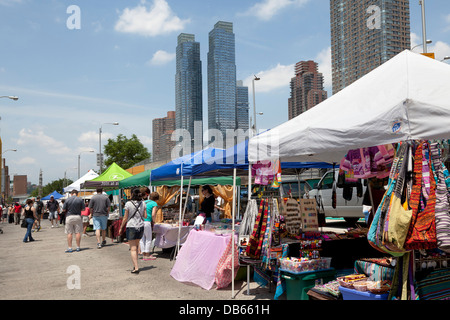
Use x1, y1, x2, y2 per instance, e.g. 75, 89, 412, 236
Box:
249, 50, 450, 163
63, 169, 99, 193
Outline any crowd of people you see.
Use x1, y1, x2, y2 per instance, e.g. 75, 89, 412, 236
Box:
1, 185, 223, 275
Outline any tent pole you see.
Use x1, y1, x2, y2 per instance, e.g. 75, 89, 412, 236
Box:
175, 164, 184, 261
232, 167, 237, 299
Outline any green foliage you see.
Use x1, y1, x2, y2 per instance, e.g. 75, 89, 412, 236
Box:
103, 134, 150, 170
30, 178, 73, 197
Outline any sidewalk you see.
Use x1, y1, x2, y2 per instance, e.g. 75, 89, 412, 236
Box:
0, 219, 273, 300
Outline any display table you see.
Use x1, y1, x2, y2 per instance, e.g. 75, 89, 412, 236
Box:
170, 229, 237, 290
153, 223, 192, 249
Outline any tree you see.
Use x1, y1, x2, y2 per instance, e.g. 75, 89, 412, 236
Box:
30, 178, 73, 197
103, 134, 150, 170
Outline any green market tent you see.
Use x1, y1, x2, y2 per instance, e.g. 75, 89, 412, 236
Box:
81, 162, 133, 189
151, 176, 241, 187
119, 170, 241, 189
118, 169, 152, 189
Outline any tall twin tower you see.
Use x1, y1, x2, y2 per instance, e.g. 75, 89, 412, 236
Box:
175, 21, 249, 149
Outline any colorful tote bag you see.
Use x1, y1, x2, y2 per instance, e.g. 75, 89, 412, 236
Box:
404, 142, 438, 250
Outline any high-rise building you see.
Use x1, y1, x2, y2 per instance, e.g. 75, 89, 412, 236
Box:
13, 175, 27, 197
175, 33, 203, 149
288, 61, 327, 119
207, 21, 237, 143
236, 80, 249, 131
330, 0, 411, 94
152, 111, 176, 163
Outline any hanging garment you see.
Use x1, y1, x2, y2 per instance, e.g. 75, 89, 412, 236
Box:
215, 236, 240, 289
405, 142, 438, 250
368, 142, 410, 256
240, 199, 258, 237
246, 199, 269, 259
429, 143, 450, 253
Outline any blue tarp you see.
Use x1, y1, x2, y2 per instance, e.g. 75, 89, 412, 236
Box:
42, 190, 64, 200
150, 141, 333, 181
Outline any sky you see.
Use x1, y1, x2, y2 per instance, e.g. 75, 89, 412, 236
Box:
1, 0, 449, 186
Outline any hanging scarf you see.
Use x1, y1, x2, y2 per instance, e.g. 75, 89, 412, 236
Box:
246, 198, 269, 259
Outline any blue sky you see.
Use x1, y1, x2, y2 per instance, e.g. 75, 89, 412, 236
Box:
1, 0, 449, 186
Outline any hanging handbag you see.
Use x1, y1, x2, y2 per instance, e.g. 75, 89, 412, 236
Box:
429, 143, 450, 253
404, 142, 438, 250
382, 142, 413, 255
21, 218, 28, 228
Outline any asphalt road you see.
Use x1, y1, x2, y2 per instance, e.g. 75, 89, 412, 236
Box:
0, 218, 275, 301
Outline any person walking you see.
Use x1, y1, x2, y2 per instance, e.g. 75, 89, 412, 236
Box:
22, 199, 37, 243
46, 195, 59, 228
63, 190, 85, 253
119, 189, 146, 274
139, 188, 159, 261
59, 199, 66, 225
13, 202, 22, 225
33, 196, 44, 232
89, 188, 111, 249
81, 199, 90, 237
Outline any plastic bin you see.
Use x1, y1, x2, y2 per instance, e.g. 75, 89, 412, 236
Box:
281, 268, 336, 300
279, 257, 332, 273
339, 286, 389, 300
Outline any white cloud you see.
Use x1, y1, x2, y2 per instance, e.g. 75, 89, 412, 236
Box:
316, 46, 332, 91
0, 0, 23, 6
16, 157, 36, 165
411, 32, 450, 61
148, 50, 175, 66
243, 63, 294, 93
242, 0, 310, 21
78, 131, 113, 145
115, 0, 190, 37
17, 128, 71, 155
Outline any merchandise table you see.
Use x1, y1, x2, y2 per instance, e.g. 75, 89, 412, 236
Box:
153, 223, 192, 249
170, 229, 238, 290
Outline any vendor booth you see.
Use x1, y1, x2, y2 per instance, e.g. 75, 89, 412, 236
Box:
247, 50, 450, 300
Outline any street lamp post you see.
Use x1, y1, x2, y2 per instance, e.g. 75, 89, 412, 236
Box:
411, 40, 432, 52
252, 75, 260, 136
419, 0, 428, 53
78, 150, 94, 179
0, 96, 19, 101
1, 149, 17, 202
98, 122, 119, 174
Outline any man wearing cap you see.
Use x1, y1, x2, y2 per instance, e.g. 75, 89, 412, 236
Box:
63, 190, 85, 253
46, 195, 60, 228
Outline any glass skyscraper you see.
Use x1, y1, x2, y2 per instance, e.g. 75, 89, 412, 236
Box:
236, 80, 249, 131
175, 33, 203, 148
207, 21, 237, 142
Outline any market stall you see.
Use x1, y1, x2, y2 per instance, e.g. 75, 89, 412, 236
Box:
247, 50, 450, 300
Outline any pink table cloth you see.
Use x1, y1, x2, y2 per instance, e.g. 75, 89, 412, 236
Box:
170, 229, 237, 290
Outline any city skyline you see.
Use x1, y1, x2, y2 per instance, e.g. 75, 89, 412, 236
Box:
1, 0, 449, 185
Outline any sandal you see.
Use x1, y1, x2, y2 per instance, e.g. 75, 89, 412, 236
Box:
131, 269, 140, 274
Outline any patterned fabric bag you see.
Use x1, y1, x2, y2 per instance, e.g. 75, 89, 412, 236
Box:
246, 199, 269, 259
405, 142, 438, 250
429, 143, 450, 253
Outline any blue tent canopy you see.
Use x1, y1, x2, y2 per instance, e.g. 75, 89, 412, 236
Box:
42, 190, 64, 200
150, 148, 225, 182
190, 139, 333, 177
150, 141, 333, 181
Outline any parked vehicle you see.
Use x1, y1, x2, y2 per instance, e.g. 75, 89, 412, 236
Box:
305, 169, 366, 225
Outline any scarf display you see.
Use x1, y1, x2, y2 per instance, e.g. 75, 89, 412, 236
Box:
246, 198, 269, 259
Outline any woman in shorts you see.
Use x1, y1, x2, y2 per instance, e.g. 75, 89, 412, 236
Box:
81, 200, 90, 237
119, 189, 146, 274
